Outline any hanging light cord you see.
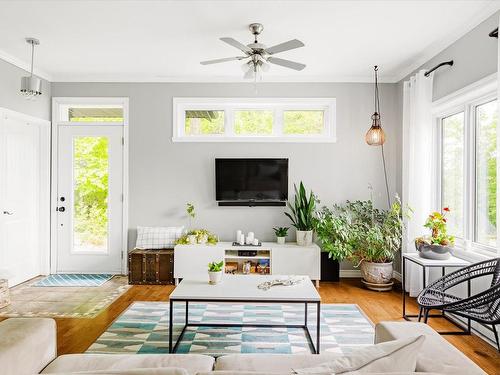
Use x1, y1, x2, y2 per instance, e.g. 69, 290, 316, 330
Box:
374, 65, 391, 208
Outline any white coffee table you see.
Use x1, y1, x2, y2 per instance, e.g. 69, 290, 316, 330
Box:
168, 274, 321, 353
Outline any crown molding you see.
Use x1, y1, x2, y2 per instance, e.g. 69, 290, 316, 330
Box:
0, 49, 53, 82
49, 73, 399, 84
394, 1, 500, 83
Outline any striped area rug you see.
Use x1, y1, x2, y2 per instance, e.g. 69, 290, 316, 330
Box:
87, 302, 374, 356
32, 274, 114, 287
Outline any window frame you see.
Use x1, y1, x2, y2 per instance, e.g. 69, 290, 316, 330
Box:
172, 97, 336, 143
433, 74, 498, 256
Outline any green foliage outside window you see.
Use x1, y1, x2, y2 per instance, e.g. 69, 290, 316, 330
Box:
234, 110, 273, 135
283, 111, 324, 134
73, 137, 109, 250
185, 111, 224, 135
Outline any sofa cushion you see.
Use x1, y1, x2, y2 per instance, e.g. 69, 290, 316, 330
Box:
0, 318, 57, 375
375, 321, 486, 375
292, 335, 424, 374
41, 354, 214, 375
45, 368, 188, 375
214, 336, 422, 373
199, 373, 442, 375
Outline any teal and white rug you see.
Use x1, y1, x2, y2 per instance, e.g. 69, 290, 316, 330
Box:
33, 274, 114, 287
87, 302, 374, 356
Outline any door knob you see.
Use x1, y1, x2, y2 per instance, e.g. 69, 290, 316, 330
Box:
2, 211, 13, 215
57, 207, 65, 212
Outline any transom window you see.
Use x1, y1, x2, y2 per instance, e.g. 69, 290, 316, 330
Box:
173, 98, 336, 142
436, 87, 497, 253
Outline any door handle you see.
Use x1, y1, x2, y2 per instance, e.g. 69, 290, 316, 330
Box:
2, 211, 13, 215
57, 207, 65, 212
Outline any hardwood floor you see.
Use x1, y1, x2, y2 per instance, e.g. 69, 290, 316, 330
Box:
2, 279, 499, 374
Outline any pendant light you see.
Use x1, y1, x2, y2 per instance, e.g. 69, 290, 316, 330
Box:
20, 38, 42, 99
365, 66, 385, 145
365, 65, 390, 208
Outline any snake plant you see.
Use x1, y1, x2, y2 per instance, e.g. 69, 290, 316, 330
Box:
285, 182, 316, 231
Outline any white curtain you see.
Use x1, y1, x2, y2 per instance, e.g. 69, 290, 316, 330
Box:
402, 70, 434, 297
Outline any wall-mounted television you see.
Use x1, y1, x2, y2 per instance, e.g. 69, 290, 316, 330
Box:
215, 158, 288, 206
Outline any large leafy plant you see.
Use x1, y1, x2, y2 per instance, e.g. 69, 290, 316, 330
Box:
315, 198, 406, 264
285, 182, 316, 231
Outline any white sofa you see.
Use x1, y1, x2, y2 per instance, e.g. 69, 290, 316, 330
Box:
0, 318, 486, 375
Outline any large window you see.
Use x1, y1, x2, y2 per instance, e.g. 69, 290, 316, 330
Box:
436, 88, 497, 253
173, 98, 336, 142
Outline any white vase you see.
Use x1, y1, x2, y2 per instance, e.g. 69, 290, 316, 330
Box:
277, 237, 286, 245
188, 235, 197, 245
208, 271, 223, 285
296, 230, 313, 246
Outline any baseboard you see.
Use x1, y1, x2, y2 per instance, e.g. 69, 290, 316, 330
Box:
393, 271, 402, 281
339, 269, 362, 278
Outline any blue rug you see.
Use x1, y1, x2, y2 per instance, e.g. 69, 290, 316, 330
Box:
33, 274, 114, 287
87, 302, 374, 356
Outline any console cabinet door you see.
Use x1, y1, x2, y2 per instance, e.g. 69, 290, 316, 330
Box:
174, 245, 224, 279
271, 246, 320, 280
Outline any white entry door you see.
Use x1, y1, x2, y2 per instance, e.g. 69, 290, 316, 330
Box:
56, 125, 123, 273
0, 110, 44, 286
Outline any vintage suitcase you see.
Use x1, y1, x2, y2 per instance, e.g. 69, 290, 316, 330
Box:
128, 249, 174, 285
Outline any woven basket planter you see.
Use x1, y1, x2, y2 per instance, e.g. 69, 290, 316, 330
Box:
0, 279, 10, 309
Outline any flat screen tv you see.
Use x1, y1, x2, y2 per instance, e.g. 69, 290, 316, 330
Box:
215, 158, 288, 206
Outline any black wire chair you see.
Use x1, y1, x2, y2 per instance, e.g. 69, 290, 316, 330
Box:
417, 258, 500, 351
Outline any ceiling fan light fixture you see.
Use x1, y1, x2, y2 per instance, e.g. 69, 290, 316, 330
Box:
20, 38, 42, 99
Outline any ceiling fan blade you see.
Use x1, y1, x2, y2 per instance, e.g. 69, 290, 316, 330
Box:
265, 39, 304, 55
200, 56, 247, 65
220, 37, 253, 54
267, 57, 306, 71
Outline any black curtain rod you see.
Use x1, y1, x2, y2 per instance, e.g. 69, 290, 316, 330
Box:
489, 27, 498, 38
424, 60, 454, 77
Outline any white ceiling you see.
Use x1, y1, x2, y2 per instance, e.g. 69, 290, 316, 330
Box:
0, 0, 498, 83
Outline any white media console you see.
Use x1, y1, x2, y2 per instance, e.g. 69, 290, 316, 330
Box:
174, 242, 321, 287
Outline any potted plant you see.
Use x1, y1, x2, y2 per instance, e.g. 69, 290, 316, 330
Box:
176, 229, 218, 245
285, 182, 316, 246
315, 198, 406, 290
415, 208, 454, 260
208, 261, 224, 284
273, 227, 289, 244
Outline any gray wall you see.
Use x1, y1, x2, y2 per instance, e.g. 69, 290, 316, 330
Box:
51, 82, 400, 270
0, 58, 51, 120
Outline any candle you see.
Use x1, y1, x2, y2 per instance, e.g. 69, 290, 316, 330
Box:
236, 230, 242, 242
248, 232, 255, 242
253, 238, 259, 246
239, 233, 245, 245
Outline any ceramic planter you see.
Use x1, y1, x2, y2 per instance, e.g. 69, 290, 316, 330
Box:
208, 271, 223, 285
296, 230, 313, 246
416, 242, 452, 260
360, 261, 393, 290
276, 237, 286, 245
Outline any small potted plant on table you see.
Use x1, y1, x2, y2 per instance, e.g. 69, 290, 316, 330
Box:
273, 227, 289, 244
415, 208, 454, 260
208, 261, 224, 285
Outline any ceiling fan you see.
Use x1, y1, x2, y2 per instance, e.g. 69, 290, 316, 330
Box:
200, 23, 306, 79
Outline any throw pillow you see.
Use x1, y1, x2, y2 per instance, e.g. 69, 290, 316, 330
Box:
293, 335, 425, 374
135, 226, 184, 249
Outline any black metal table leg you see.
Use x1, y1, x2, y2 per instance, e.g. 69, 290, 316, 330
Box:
316, 301, 321, 354
169, 299, 173, 353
